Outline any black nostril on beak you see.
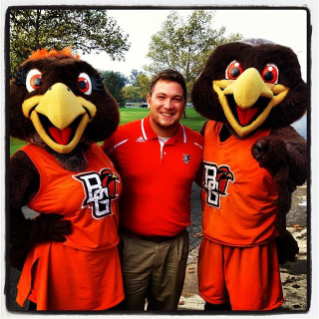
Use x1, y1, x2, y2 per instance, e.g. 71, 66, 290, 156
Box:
28, 104, 38, 117
83, 107, 92, 119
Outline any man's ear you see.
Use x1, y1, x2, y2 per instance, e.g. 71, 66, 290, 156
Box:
147, 94, 151, 109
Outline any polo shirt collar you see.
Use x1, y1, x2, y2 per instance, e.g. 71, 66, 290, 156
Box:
142, 115, 186, 144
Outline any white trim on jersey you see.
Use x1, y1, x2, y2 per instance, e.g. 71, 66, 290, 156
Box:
141, 118, 148, 140
181, 124, 187, 143
107, 139, 128, 155
194, 142, 203, 149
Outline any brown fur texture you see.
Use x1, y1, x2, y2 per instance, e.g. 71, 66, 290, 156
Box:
192, 42, 307, 131
10, 151, 72, 270
192, 41, 307, 263
10, 53, 120, 270
10, 54, 119, 146
251, 126, 307, 237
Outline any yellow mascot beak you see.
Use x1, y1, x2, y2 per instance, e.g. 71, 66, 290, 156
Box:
213, 68, 289, 137
22, 83, 97, 154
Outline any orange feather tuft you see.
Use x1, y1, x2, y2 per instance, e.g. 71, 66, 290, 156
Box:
27, 47, 80, 60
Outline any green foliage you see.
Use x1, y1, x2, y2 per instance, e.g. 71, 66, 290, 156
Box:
136, 73, 151, 99
122, 85, 143, 102
122, 72, 151, 104
9, 9, 130, 76
101, 71, 128, 107
144, 10, 243, 95
129, 69, 142, 86
9, 137, 25, 157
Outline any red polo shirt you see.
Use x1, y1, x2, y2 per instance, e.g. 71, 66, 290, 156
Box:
102, 116, 203, 237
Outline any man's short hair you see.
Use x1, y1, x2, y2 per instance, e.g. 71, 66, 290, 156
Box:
149, 69, 187, 100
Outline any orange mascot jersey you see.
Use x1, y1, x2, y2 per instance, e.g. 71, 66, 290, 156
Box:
16, 143, 124, 310
199, 120, 283, 311
201, 120, 279, 246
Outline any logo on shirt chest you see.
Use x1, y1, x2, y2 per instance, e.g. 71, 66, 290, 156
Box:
74, 169, 119, 219
183, 154, 191, 164
203, 162, 235, 208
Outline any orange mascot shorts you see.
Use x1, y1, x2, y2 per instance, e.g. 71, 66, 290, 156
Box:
198, 237, 284, 311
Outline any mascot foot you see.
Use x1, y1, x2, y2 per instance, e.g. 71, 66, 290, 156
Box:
204, 301, 231, 311
276, 230, 299, 264
28, 301, 37, 311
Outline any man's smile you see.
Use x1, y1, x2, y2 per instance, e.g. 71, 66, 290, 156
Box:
160, 112, 175, 117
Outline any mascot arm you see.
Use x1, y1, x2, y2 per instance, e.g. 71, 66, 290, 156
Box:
10, 151, 72, 270
251, 126, 307, 187
251, 126, 307, 239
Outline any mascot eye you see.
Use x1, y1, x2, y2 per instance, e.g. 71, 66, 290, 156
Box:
78, 73, 92, 95
26, 69, 43, 92
226, 61, 244, 80
261, 64, 279, 84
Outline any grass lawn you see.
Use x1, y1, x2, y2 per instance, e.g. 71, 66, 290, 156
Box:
120, 107, 206, 131
9, 107, 206, 157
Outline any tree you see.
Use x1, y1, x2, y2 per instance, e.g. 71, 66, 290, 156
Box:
121, 71, 151, 104
129, 69, 142, 86
136, 73, 151, 100
101, 71, 128, 107
144, 10, 243, 95
9, 9, 130, 76
122, 86, 142, 102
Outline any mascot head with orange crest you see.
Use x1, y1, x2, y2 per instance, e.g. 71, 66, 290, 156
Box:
10, 48, 119, 170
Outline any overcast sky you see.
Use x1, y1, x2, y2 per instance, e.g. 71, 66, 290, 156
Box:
81, 9, 308, 81
80, 8, 308, 137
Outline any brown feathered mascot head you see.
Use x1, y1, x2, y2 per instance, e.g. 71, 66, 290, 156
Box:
10, 48, 119, 170
192, 39, 307, 137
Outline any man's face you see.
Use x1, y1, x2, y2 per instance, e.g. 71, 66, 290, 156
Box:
147, 80, 186, 137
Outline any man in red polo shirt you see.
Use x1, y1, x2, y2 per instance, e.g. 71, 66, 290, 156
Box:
102, 69, 203, 311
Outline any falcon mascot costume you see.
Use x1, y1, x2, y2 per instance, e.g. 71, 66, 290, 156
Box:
9, 48, 124, 310
191, 39, 307, 311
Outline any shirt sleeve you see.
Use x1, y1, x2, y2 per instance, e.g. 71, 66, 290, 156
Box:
101, 133, 117, 155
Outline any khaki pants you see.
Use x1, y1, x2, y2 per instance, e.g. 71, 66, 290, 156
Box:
119, 230, 189, 311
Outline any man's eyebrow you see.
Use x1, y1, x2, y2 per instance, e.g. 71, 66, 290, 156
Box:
155, 92, 183, 98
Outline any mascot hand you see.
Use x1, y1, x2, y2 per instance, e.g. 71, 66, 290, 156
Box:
30, 214, 72, 244
276, 229, 299, 264
251, 136, 289, 183
274, 204, 288, 237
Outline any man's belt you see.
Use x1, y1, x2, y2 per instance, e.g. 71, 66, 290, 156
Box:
120, 228, 180, 243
